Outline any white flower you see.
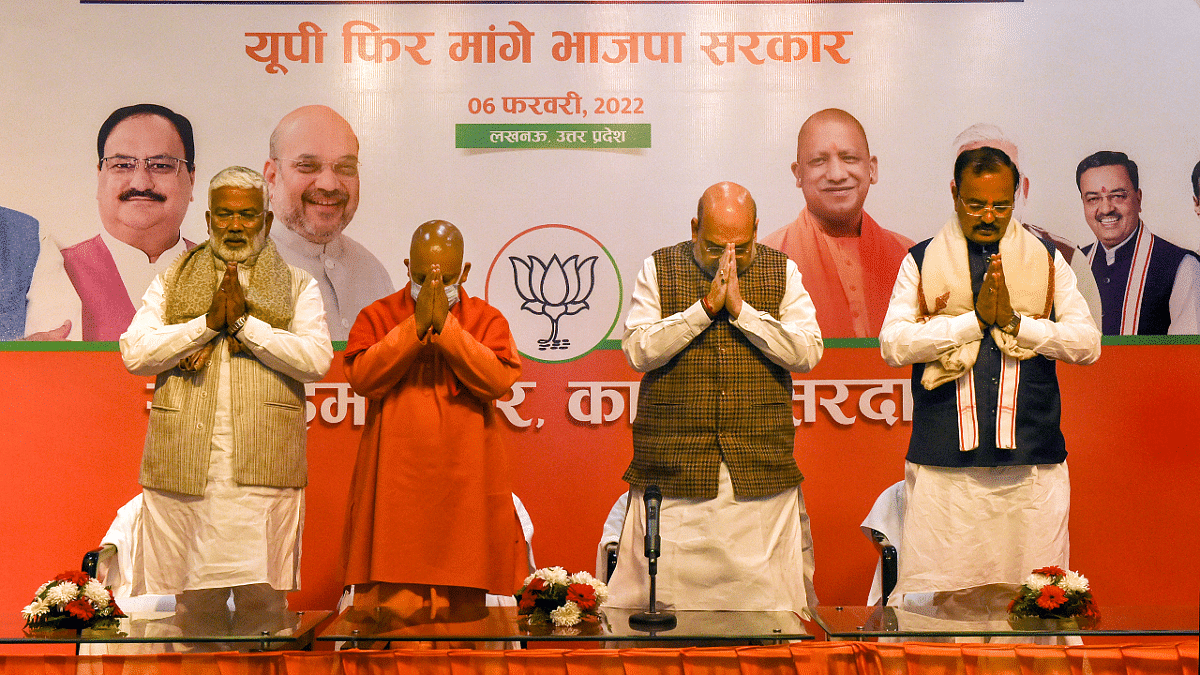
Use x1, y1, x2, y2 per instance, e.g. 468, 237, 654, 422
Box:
523, 574, 536, 588
83, 580, 110, 609
569, 571, 597, 585
22, 599, 50, 620
36, 582, 50, 596
1061, 570, 1089, 593
1023, 573, 1052, 591
535, 566, 571, 587
568, 571, 610, 603
550, 601, 582, 627
45, 581, 79, 606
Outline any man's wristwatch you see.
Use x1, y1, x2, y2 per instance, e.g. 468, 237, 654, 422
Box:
228, 313, 249, 335
1002, 313, 1021, 336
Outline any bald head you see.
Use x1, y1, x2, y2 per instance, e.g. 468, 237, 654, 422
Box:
792, 108, 877, 235
264, 105, 361, 244
798, 108, 869, 157
269, 105, 359, 159
697, 181, 757, 224
411, 220, 463, 259
692, 182, 758, 275
406, 220, 470, 289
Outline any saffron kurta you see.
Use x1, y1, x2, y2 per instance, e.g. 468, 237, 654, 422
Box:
342, 286, 526, 595
761, 208, 913, 338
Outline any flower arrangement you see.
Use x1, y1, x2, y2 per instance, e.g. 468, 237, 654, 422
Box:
1008, 566, 1099, 628
515, 567, 608, 627
21, 570, 125, 630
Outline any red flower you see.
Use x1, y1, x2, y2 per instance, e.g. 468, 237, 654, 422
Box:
518, 592, 537, 610
1035, 585, 1067, 610
1032, 566, 1065, 578
64, 598, 96, 621
517, 578, 547, 611
566, 583, 597, 611
54, 570, 92, 587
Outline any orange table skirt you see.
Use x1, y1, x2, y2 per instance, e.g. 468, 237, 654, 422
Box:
0, 641, 1194, 675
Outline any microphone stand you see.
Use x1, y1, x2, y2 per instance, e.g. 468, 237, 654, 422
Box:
629, 484, 677, 631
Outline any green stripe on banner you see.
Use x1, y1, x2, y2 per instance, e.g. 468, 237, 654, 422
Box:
457, 124, 650, 149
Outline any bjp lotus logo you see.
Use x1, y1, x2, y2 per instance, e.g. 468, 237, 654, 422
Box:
510, 253, 598, 350
486, 224, 622, 363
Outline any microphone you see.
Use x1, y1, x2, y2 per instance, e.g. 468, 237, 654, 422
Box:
643, 485, 662, 560
629, 484, 677, 631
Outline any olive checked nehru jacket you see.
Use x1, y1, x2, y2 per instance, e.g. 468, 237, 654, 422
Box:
625, 241, 802, 499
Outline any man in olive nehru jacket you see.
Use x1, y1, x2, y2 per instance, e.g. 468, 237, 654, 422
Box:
120, 166, 332, 617
606, 181, 823, 618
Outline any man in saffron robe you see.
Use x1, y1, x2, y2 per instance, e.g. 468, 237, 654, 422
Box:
762, 108, 913, 338
342, 220, 526, 619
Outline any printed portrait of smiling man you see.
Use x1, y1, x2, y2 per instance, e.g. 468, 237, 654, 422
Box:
264, 105, 393, 341
761, 108, 914, 338
23, 103, 198, 341
1077, 150, 1200, 335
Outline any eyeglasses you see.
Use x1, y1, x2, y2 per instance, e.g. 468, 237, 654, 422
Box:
275, 157, 359, 178
701, 242, 754, 257
958, 196, 1014, 218
100, 155, 191, 176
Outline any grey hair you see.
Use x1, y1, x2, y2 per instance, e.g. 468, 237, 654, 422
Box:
209, 166, 269, 210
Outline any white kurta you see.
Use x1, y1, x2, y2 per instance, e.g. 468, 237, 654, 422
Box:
120, 262, 331, 595
271, 226, 394, 341
25, 228, 190, 340
879, 240, 1099, 601
607, 253, 822, 617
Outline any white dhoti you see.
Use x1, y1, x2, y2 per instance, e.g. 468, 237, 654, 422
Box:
895, 460, 1070, 601
604, 463, 815, 618
134, 341, 303, 598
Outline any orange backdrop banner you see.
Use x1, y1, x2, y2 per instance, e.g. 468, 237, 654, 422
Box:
0, 343, 1197, 617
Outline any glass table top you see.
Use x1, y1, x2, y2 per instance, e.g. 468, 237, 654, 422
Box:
814, 605, 1200, 639
1, 610, 329, 645
318, 605, 813, 643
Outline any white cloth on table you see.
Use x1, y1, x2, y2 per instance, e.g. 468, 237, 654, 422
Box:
594, 493, 630, 582
860, 480, 905, 607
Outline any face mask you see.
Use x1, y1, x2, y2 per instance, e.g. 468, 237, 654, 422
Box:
410, 279, 461, 307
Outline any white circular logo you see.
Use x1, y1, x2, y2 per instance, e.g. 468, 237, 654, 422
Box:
485, 224, 623, 363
